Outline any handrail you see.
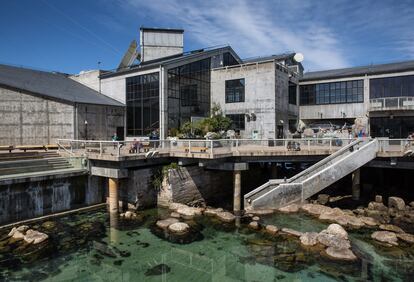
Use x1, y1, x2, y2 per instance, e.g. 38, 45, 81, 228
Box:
57, 141, 75, 157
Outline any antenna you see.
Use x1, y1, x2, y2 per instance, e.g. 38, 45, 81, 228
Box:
293, 53, 304, 63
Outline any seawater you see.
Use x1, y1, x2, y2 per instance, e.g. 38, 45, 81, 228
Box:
0, 208, 413, 281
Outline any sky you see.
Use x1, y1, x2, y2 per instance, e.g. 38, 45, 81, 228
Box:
0, 0, 414, 74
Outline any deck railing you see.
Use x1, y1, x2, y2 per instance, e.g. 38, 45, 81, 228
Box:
370, 96, 414, 111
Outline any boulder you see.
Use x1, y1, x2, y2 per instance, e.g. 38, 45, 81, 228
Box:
265, 225, 278, 235
301, 204, 332, 216
388, 197, 405, 211
248, 221, 260, 230
168, 222, 190, 235
11, 230, 25, 240
252, 216, 260, 221
299, 232, 319, 246
278, 204, 299, 213
375, 195, 383, 203
170, 212, 181, 218
325, 247, 357, 261
410, 201, 414, 208
249, 209, 274, 215
317, 194, 330, 205
156, 218, 179, 229
325, 224, 348, 240
317, 232, 351, 249
396, 233, 414, 244
169, 203, 188, 212
176, 206, 202, 219
365, 209, 390, 224
371, 231, 398, 246
368, 202, 388, 212
358, 216, 379, 227
23, 229, 48, 244
8, 225, 29, 237
216, 211, 236, 223
204, 208, 223, 217
379, 224, 405, 234
125, 211, 136, 219
281, 228, 303, 237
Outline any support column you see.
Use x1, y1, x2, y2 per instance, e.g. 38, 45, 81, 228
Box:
271, 164, 278, 179
352, 168, 361, 201
233, 170, 241, 215
108, 178, 119, 214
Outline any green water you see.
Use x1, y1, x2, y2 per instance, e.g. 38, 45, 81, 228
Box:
0, 208, 413, 281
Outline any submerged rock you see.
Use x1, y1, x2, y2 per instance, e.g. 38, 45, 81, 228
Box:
265, 225, 278, 235
278, 204, 299, 213
317, 232, 351, 249
168, 222, 190, 235
23, 230, 48, 245
371, 231, 398, 246
299, 232, 319, 246
145, 264, 171, 276
281, 228, 303, 237
325, 247, 357, 261
156, 218, 179, 229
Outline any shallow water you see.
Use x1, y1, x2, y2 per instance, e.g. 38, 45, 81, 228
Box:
0, 208, 413, 281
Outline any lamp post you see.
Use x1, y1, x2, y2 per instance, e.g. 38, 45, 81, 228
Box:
84, 120, 88, 140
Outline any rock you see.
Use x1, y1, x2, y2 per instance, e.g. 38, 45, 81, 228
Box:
379, 224, 405, 234
317, 194, 330, 205
281, 228, 303, 237
168, 222, 190, 235
301, 204, 332, 216
169, 203, 188, 211
156, 218, 179, 229
368, 202, 388, 211
396, 233, 414, 244
388, 197, 405, 211
248, 221, 260, 230
319, 209, 365, 229
176, 207, 201, 219
216, 212, 236, 223
252, 216, 260, 221
325, 247, 357, 261
265, 225, 278, 235
375, 195, 383, 203
12, 230, 25, 240
371, 231, 398, 246
23, 229, 48, 244
365, 209, 390, 224
359, 216, 379, 227
317, 232, 351, 249
249, 209, 274, 215
8, 225, 29, 237
170, 212, 181, 218
204, 208, 223, 217
325, 224, 348, 239
299, 232, 319, 246
8, 227, 17, 237
278, 204, 299, 213
41, 221, 57, 230
410, 201, 414, 208
125, 211, 135, 219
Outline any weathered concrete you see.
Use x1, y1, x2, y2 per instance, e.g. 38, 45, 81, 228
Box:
352, 168, 361, 200
108, 178, 119, 214
233, 170, 241, 214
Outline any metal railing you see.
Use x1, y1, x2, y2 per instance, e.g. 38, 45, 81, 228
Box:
377, 138, 414, 153
57, 137, 360, 158
370, 96, 414, 111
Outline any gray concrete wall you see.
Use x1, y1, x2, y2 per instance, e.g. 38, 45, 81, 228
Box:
0, 87, 74, 145
69, 70, 102, 92
211, 62, 297, 139
76, 104, 124, 140
0, 175, 105, 224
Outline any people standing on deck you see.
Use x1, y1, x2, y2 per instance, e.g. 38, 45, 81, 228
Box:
112, 133, 118, 149
129, 138, 140, 153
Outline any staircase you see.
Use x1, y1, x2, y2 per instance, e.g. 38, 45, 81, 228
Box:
244, 139, 379, 210
0, 151, 85, 180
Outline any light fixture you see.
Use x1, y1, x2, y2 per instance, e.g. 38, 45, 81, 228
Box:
84, 120, 88, 125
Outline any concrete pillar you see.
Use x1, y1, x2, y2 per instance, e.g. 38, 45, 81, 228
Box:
108, 178, 119, 214
233, 170, 241, 215
271, 164, 278, 179
352, 168, 361, 201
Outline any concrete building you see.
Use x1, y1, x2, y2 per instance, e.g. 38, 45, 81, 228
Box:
211, 55, 300, 139
0, 64, 125, 146
299, 61, 414, 138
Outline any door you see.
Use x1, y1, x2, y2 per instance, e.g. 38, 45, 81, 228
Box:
116, 127, 125, 141
277, 125, 284, 139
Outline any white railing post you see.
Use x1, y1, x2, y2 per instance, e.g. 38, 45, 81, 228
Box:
117, 142, 121, 157
210, 140, 214, 157
307, 140, 310, 151
70, 141, 73, 153
188, 140, 191, 153
100, 142, 103, 156
329, 138, 332, 152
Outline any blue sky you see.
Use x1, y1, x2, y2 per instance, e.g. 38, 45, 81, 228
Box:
1, 0, 413, 74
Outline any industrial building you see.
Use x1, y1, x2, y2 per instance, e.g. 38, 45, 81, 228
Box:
299, 61, 414, 138
0, 64, 124, 146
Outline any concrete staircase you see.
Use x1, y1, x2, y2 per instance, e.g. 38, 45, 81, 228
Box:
244, 139, 379, 210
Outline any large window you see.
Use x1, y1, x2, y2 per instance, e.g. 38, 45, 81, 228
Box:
126, 73, 159, 136
223, 52, 239, 66
167, 58, 211, 131
225, 79, 245, 103
289, 84, 297, 105
300, 80, 363, 105
370, 75, 414, 99
227, 114, 245, 130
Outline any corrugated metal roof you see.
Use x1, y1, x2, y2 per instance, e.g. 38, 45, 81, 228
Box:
242, 53, 296, 64
0, 64, 124, 106
302, 60, 414, 81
